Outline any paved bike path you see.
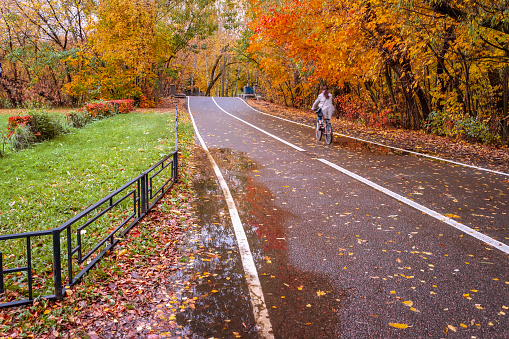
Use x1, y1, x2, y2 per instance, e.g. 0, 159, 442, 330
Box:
189, 96, 509, 338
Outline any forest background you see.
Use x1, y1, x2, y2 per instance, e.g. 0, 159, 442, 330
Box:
1, 0, 509, 146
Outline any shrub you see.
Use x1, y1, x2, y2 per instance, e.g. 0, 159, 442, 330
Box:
66, 110, 91, 128
107, 99, 135, 113
0, 97, 14, 109
457, 116, 500, 144
10, 123, 36, 151
425, 111, 500, 144
31, 111, 64, 141
139, 96, 155, 108
83, 102, 116, 118
7, 116, 33, 135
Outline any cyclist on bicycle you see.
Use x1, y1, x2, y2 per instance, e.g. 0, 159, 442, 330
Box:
312, 85, 335, 125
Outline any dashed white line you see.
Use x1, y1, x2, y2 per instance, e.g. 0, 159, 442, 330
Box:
238, 98, 509, 178
188, 98, 274, 338
211, 98, 509, 254
318, 158, 509, 255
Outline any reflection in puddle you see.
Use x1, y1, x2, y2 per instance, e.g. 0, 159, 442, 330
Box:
334, 136, 445, 160
334, 137, 405, 156
173, 147, 344, 338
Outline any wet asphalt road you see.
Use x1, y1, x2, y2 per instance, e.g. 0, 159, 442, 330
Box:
184, 96, 509, 338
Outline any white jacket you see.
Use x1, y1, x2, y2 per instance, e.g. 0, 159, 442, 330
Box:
312, 92, 335, 119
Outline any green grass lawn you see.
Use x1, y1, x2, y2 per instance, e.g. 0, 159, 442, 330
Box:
0, 108, 188, 301
0, 112, 174, 234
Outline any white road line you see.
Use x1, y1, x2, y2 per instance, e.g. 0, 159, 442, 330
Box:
187, 98, 275, 338
211, 98, 509, 254
213, 97, 305, 152
238, 98, 509, 178
319, 158, 509, 255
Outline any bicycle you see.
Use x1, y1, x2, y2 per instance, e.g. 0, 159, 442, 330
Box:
315, 118, 333, 145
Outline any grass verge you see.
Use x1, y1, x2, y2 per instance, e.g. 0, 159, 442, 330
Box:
0, 110, 176, 302
0, 104, 196, 338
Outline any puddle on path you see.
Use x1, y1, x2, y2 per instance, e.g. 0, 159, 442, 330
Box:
170, 147, 345, 338
333, 137, 406, 156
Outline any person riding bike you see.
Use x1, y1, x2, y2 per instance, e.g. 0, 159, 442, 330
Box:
312, 85, 335, 124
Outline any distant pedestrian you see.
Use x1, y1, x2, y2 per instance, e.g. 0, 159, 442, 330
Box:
312, 85, 335, 125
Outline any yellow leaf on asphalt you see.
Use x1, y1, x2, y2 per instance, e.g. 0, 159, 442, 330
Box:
460, 323, 467, 328
402, 300, 414, 307
211, 290, 218, 293
390, 291, 396, 294
389, 323, 409, 329
306, 304, 312, 307
447, 324, 457, 332
317, 290, 326, 296
444, 214, 460, 218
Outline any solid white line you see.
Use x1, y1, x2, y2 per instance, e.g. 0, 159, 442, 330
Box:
187, 97, 274, 338
231, 97, 509, 254
318, 158, 509, 254
238, 98, 509, 177
212, 97, 305, 152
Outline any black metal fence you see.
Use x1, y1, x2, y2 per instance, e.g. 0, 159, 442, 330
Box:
0, 108, 180, 309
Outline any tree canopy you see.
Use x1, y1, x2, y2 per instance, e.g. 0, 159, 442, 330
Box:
247, 0, 509, 143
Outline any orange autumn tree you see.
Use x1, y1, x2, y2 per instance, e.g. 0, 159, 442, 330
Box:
248, 0, 509, 143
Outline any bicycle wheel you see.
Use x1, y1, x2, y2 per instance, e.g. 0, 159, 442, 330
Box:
315, 120, 322, 141
325, 121, 333, 145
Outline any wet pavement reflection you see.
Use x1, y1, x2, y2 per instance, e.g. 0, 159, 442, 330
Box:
174, 147, 345, 338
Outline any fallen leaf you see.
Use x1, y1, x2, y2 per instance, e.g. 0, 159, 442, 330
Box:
116, 248, 128, 257
447, 324, 457, 332
389, 323, 409, 329
317, 290, 326, 297
402, 300, 414, 307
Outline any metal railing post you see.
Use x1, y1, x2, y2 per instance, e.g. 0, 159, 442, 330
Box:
174, 105, 179, 181
0, 252, 3, 294
140, 175, 147, 215
52, 230, 63, 300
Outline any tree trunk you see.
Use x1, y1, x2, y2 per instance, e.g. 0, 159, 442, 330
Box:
435, 26, 456, 112
205, 53, 223, 96
502, 66, 509, 145
384, 66, 397, 107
